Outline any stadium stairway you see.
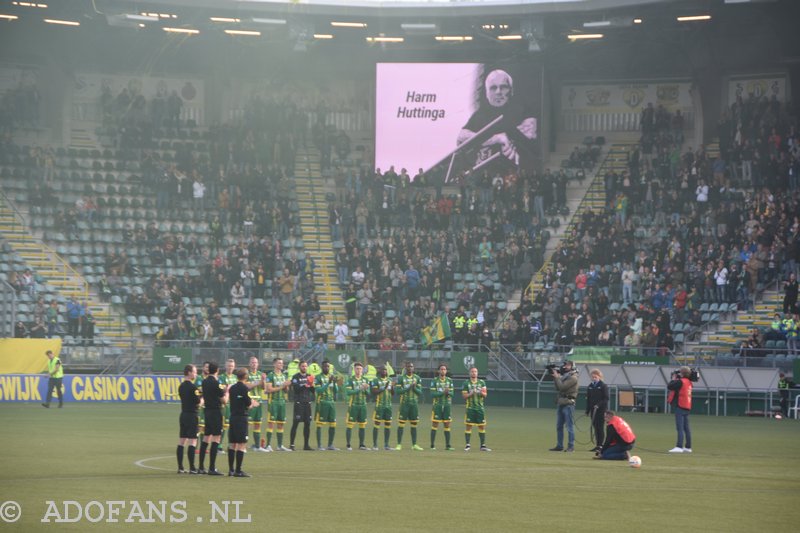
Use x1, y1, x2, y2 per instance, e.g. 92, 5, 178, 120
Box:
293, 148, 345, 321
510, 140, 636, 308
69, 122, 102, 153
0, 195, 131, 346
686, 288, 784, 355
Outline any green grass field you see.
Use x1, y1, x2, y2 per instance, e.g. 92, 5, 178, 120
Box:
1, 403, 798, 532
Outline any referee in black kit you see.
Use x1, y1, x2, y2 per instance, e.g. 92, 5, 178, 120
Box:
290, 361, 315, 450
200, 362, 227, 475
228, 368, 258, 477
177, 364, 201, 474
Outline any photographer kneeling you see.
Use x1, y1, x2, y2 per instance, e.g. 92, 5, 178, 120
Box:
549, 360, 578, 452
594, 410, 636, 460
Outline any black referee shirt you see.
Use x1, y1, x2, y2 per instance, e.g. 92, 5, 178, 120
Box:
228, 381, 252, 417
179, 380, 200, 413
202, 375, 225, 410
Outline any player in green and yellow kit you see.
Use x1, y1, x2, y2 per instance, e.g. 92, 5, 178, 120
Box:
218, 358, 237, 448
430, 363, 455, 451
194, 362, 210, 448
462, 366, 490, 452
370, 365, 394, 450
246, 356, 267, 452
265, 357, 291, 452
345, 362, 370, 450
315, 360, 339, 450
396, 361, 423, 451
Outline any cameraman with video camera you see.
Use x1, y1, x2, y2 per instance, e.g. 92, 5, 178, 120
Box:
549, 360, 578, 452
667, 366, 694, 453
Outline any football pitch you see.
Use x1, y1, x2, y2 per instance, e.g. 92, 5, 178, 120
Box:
1, 403, 798, 532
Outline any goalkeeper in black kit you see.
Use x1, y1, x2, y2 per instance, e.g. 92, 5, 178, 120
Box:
290, 361, 316, 451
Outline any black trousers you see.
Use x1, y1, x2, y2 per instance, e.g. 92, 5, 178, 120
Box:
290, 402, 312, 447
46, 377, 63, 406
589, 405, 605, 447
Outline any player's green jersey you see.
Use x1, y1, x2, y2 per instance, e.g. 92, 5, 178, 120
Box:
247, 371, 264, 398
430, 377, 454, 406
194, 376, 205, 419
346, 376, 370, 406
266, 371, 287, 402
371, 377, 393, 408
397, 373, 422, 405
463, 379, 486, 409
315, 373, 338, 402
218, 373, 236, 387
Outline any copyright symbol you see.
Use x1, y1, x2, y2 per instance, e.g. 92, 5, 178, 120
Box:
0, 501, 21, 523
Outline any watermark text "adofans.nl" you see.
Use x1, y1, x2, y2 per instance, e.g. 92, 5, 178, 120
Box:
38, 500, 251, 524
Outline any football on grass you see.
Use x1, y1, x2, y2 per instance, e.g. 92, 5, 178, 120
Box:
629, 455, 642, 468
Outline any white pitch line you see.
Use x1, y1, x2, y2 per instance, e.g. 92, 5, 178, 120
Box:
134, 456, 174, 471
128, 456, 797, 493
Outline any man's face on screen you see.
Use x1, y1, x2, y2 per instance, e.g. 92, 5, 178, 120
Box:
485, 70, 512, 107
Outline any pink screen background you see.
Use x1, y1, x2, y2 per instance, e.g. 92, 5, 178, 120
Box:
375, 62, 480, 177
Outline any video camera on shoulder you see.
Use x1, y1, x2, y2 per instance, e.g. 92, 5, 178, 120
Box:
672, 368, 700, 382
546, 363, 570, 375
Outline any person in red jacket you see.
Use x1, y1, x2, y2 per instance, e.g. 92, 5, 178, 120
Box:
594, 410, 636, 460
667, 366, 693, 453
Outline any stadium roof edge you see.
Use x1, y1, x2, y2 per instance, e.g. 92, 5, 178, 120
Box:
121, 0, 682, 19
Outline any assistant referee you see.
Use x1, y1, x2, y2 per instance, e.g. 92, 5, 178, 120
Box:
42, 350, 64, 408
228, 368, 257, 477
177, 364, 201, 474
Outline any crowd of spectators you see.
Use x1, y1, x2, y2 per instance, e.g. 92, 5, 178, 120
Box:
490, 95, 799, 356
0, 79, 40, 135
324, 160, 586, 348
4, 88, 798, 359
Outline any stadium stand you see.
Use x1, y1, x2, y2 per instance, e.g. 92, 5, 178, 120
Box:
0, 0, 798, 378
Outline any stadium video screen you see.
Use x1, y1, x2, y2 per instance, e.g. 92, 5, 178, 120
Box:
375, 62, 542, 185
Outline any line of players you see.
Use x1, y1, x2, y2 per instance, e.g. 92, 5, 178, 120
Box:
176, 357, 490, 477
